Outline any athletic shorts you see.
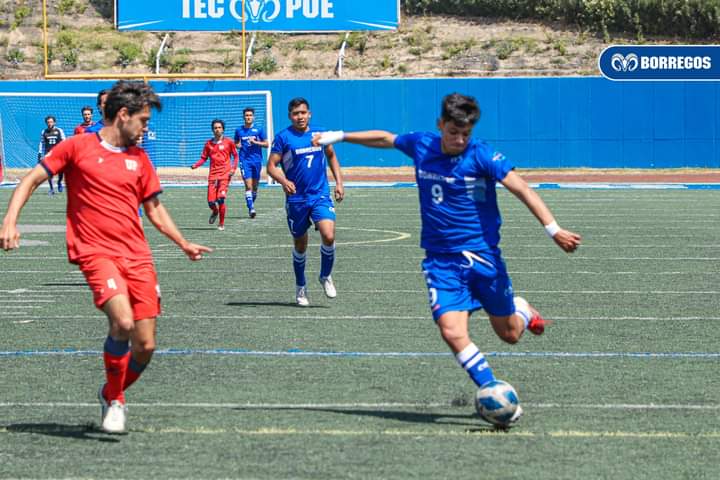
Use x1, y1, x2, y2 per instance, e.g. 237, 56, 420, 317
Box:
79, 256, 161, 320
421, 249, 515, 321
241, 161, 262, 181
286, 195, 336, 238
207, 178, 230, 203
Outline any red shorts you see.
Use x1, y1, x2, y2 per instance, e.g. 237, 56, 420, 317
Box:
79, 256, 161, 320
207, 178, 230, 203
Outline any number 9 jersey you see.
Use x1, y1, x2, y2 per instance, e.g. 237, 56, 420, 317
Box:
394, 131, 514, 254
271, 125, 330, 203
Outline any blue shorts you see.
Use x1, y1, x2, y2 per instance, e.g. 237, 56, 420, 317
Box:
286, 195, 336, 238
241, 160, 262, 181
421, 250, 515, 321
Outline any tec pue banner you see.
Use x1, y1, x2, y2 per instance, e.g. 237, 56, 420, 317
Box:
116, 0, 400, 31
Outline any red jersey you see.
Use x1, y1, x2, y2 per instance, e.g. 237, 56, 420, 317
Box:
192, 137, 238, 180
74, 122, 96, 135
42, 133, 162, 264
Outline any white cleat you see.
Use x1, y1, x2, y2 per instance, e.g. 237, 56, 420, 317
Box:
296, 285, 309, 307
101, 400, 128, 434
218, 225, 225, 231
319, 276, 337, 298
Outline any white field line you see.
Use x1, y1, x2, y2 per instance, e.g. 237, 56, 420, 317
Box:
0, 401, 718, 411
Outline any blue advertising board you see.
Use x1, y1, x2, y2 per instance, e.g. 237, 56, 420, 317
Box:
116, 0, 400, 31
599, 45, 720, 81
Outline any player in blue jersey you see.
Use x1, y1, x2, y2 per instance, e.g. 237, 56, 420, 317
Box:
314, 93, 581, 424
234, 107, 269, 218
38, 115, 66, 195
267, 97, 345, 306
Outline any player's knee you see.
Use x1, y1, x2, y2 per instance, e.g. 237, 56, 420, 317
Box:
110, 317, 135, 337
133, 338, 156, 354
321, 233, 335, 245
438, 323, 469, 346
497, 327, 522, 345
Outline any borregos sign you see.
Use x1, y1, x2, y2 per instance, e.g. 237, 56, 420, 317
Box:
116, 0, 400, 31
599, 45, 720, 81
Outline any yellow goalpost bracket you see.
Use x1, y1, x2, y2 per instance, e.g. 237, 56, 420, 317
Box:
42, 0, 247, 80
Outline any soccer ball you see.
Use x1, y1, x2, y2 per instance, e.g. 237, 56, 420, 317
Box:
475, 380, 522, 427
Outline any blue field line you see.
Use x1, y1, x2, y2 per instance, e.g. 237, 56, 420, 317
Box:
0, 349, 719, 359
3, 181, 720, 190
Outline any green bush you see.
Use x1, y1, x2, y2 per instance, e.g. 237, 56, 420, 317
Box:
251, 54, 278, 73
115, 42, 142, 67
401, 0, 720, 38
5, 48, 25, 66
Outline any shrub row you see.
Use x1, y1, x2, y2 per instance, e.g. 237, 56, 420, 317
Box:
401, 0, 720, 38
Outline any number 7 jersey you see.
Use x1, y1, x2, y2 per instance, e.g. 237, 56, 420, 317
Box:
271, 125, 329, 202
394, 131, 514, 254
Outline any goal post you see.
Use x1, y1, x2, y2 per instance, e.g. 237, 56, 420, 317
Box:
0, 90, 273, 177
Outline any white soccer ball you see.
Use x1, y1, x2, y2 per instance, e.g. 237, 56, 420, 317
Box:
475, 380, 522, 427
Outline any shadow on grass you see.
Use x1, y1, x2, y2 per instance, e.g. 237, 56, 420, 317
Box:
41, 282, 87, 287
226, 301, 329, 308
5, 423, 121, 442
305, 407, 481, 427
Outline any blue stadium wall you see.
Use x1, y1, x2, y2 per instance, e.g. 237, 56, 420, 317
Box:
1, 77, 717, 168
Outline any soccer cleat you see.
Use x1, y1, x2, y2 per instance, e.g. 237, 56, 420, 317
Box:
57, 184, 63, 193
296, 285, 309, 307
97, 385, 108, 420
47, 189, 55, 196
319, 275, 337, 299
249, 209, 257, 219
218, 225, 225, 231
101, 400, 128, 434
209, 211, 218, 225
527, 305, 550, 335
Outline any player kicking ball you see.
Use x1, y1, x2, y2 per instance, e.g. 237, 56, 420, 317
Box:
192, 119, 239, 231
1, 81, 212, 434
314, 93, 581, 424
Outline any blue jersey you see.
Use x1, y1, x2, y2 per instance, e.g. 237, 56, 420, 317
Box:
271, 125, 329, 202
84, 120, 104, 134
394, 132, 514, 254
234, 125, 266, 164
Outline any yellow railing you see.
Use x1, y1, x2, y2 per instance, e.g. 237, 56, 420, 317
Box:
42, 0, 247, 80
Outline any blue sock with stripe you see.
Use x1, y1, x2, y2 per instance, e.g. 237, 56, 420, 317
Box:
245, 191, 254, 210
292, 249, 306, 287
456, 343, 495, 388
320, 243, 335, 279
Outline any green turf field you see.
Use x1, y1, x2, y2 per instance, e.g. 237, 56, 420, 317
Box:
1, 185, 719, 479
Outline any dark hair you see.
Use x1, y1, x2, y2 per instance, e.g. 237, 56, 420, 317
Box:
103, 81, 162, 122
81, 105, 93, 114
441, 93, 481, 127
288, 97, 309, 112
243, 107, 255, 115
96, 89, 109, 108
211, 119, 225, 130
44, 115, 56, 123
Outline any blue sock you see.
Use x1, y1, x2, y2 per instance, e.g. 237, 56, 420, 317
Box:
320, 243, 335, 279
293, 249, 306, 287
245, 191, 254, 210
252, 190, 257, 202
456, 343, 495, 388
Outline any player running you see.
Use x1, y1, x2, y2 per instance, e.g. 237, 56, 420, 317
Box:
234, 107, 269, 218
191, 119, 239, 231
73, 105, 96, 135
267, 97, 344, 307
38, 115, 66, 194
314, 93, 581, 423
1, 81, 212, 434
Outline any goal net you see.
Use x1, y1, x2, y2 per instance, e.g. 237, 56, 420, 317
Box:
0, 90, 273, 172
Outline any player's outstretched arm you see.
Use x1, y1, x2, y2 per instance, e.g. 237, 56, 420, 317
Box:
324, 144, 344, 202
267, 152, 296, 195
143, 197, 212, 261
313, 130, 397, 149
501, 170, 581, 253
1, 165, 50, 251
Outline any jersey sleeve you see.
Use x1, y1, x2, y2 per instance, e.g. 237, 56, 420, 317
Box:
394, 132, 424, 163
270, 131, 286, 156
233, 128, 241, 144
138, 150, 162, 202
474, 144, 514, 182
41, 136, 74, 175
229, 140, 239, 169
193, 141, 210, 168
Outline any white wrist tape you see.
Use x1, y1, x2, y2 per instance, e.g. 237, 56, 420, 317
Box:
318, 130, 345, 145
544, 221, 561, 238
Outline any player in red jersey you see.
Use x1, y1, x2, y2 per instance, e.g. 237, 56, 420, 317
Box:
73, 105, 96, 135
191, 119, 239, 231
0, 81, 212, 434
